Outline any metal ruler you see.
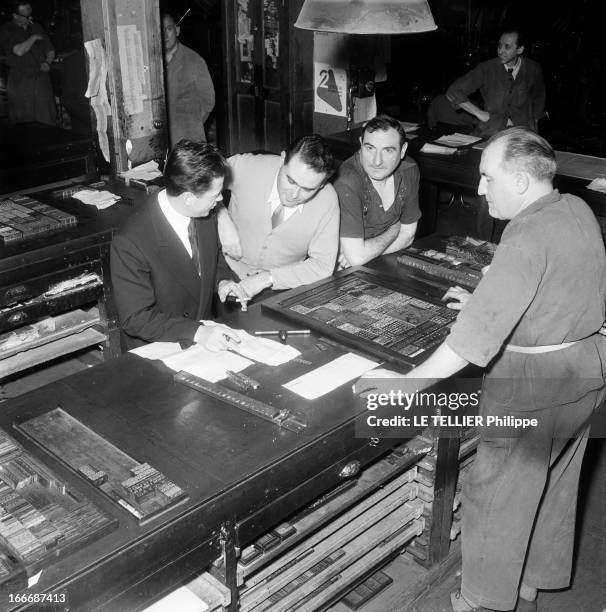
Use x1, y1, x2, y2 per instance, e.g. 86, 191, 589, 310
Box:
174, 371, 306, 433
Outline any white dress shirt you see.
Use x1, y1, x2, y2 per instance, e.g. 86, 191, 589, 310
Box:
157, 189, 194, 258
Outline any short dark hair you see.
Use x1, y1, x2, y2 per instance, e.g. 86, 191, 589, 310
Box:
488, 127, 556, 182
284, 135, 336, 178
362, 114, 407, 148
11, 1, 31, 14
164, 140, 228, 197
501, 27, 526, 49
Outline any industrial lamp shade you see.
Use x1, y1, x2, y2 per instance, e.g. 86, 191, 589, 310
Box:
294, 0, 437, 34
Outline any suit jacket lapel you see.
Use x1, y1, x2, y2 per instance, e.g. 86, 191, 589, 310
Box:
149, 201, 201, 300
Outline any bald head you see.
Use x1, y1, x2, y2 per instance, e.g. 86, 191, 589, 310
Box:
478, 128, 556, 220
487, 127, 556, 183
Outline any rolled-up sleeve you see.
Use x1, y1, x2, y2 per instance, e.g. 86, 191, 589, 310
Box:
446, 242, 541, 366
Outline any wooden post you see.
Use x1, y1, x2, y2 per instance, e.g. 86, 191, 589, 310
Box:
80, 0, 167, 173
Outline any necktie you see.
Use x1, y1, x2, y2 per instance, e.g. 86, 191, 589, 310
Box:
271, 204, 287, 229
188, 220, 202, 277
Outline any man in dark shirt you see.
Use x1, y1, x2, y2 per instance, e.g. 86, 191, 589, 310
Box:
0, 1, 55, 124
360, 128, 606, 611
333, 115, 421, 268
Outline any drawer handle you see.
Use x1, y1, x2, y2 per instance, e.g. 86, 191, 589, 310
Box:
7, 311, 27, 325
5, 285, 27, 299
338, 460, 360, 479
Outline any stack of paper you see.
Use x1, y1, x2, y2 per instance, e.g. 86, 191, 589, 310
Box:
231, 330, 300, 366
433, 133, 483, 148
72, 189, 121, 209
119, 160, 162, 182
162, 345, 253, 383
587, 178, 606, 193
130, 330, 301, 382
420, 143, 458, 156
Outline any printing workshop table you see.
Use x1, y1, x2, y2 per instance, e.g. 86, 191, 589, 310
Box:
0, 302, 405, 611
0, 259, 466, 611
0, 181, 146, 376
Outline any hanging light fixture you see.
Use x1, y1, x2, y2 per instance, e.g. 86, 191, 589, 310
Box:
294, 0, 437, 35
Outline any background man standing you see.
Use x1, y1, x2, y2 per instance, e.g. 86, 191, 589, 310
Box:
162, 12, 215, 146
361, 128, 606, 612
0, 1, 55, 125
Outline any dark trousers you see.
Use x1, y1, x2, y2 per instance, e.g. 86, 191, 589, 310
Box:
461, 386, 604, 610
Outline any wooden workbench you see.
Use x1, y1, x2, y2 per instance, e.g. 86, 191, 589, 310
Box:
0, 249, 469, 611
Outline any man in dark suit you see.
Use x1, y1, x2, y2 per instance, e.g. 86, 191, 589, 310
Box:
110, 140, 246, 350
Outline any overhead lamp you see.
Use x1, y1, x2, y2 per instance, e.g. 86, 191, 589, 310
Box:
294, 0, 437, 35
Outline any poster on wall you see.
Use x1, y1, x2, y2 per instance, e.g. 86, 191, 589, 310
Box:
314, 63, 347, 117
313, 32, 348, 117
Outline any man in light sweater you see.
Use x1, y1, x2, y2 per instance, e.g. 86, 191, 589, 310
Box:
220, 135, 339, 300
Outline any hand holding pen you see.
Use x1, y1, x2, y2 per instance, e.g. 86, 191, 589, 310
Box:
194, 321, 241, 351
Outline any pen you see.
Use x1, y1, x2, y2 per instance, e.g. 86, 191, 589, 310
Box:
254, 329, 311, 336
223, 333, 241, 345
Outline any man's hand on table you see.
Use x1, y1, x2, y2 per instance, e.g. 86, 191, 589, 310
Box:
237, 271, 272, 300
218, 280, 249, 311
442, 285, 472, 310
194, 320, 241, 351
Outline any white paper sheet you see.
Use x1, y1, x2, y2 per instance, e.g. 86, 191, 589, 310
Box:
129, 327, 299, 380
84, 38, 111, 162
284, 353, 379, 400
72, 189, 121, 209
117, 25, 145, 115
420, 143, 458, 156
142, 586, 208, 612
162, 344, 253, 383
588, 177, 606, 193
231, 330, 300, 366
434, 133, 483, 147
130, 342, 182, 360
119, 159, 162, 181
